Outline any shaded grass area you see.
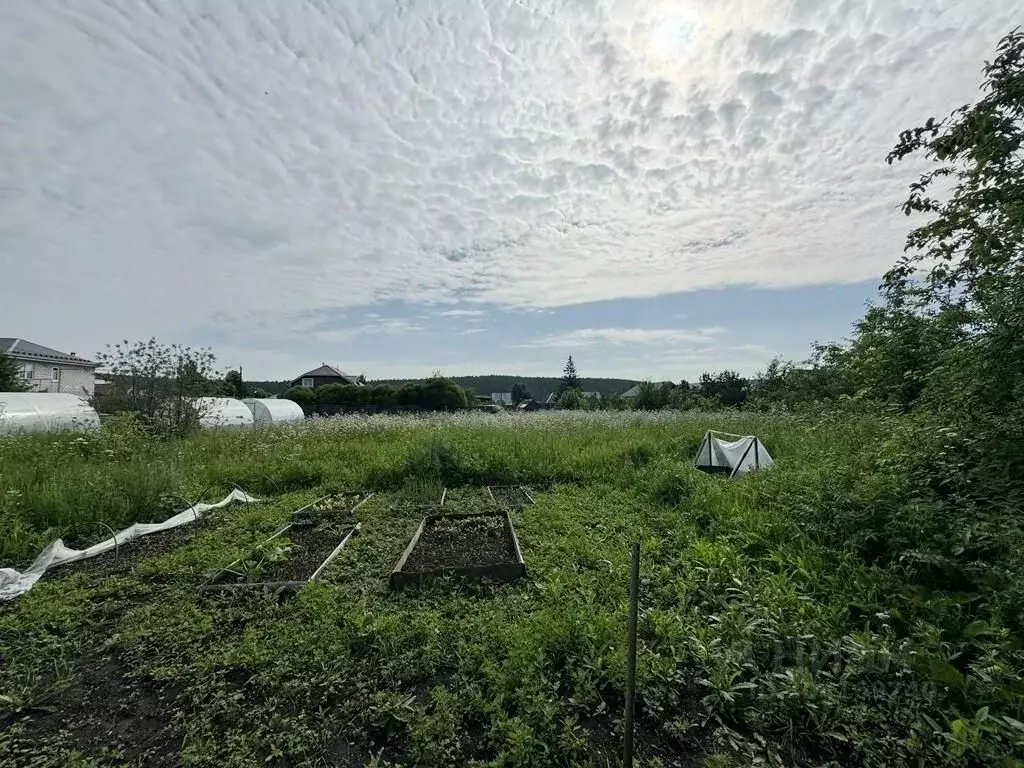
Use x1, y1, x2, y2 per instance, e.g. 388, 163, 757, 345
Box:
1, 412, 1023, 766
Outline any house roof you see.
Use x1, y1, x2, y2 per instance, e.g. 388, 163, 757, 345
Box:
0, 338, 98, 368
620, 382, 673, 397
293, 364, 359, 384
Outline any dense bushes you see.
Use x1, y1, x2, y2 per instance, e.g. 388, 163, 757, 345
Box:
283, 376, 470, 413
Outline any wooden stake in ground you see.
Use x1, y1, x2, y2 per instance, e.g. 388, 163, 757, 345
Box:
623, 541, 640, 768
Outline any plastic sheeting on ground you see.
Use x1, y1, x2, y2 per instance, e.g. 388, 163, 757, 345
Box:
694, 431, 774, 478
0, 488, 258, 601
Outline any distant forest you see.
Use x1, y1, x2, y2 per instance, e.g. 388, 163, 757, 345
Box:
245, 376, 640, 401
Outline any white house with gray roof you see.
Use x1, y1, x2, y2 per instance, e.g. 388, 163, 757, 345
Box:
1, 338, 99, 396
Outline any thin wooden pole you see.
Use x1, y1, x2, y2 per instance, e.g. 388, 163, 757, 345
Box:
623, 542, 640, 768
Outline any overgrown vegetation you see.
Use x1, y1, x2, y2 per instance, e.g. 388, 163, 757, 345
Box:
1, 410, 1022, 766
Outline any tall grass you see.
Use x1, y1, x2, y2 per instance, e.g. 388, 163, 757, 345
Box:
0, 410, 883, 564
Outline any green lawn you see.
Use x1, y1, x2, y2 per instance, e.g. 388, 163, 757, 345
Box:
1, 411, 1022, 767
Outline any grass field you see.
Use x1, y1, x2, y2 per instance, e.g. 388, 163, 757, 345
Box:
1, 411, 1022, 767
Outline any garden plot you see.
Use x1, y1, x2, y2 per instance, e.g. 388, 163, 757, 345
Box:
487, 485, 534, 510
291, 491, 373, 524
390, 511, 526, 590
43, 523, 199, 581
202, 519, 359, 593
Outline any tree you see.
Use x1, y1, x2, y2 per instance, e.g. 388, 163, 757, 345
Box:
633, 380, 670, 411
698, 370, 749, 407
886, 28, 1024, 315
94, 338, 220, 434
251, 387, 270, 399
221, 369, 248, 399
558, 356, 579, 395
283, 386, 316, 414
510, 382, 532, 404
0, 352, 29, 392
557, 388, 582, 410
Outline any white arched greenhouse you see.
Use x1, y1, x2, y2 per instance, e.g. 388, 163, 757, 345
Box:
242, 398, 305, 427
196, 398, 255, 429
0, 393, 101, 436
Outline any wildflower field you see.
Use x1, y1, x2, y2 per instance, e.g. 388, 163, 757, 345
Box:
1, 411, 1022, 767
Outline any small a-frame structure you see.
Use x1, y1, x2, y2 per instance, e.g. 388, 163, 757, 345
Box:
694, 431, 774, 478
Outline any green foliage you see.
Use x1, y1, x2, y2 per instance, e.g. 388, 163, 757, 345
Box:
698, 370, 749, 407
633, 380, 673, 411
885, 28, 1024, 308
510, 382, 532, 404
282, 386, 316, 413
558, 356, 579, 395
93, 338, 221, 436
0, 352, 29, 392
556, 388, 582, 410
219, 370, 248, 399
2, 411, 1022, 766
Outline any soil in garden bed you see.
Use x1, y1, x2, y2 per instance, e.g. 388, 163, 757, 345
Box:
43, 523, 198, 581
403, 516, 517, 571
212, 523, 353, 584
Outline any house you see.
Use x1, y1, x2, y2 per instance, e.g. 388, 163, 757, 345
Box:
490, 392, 513, 405
620, 382, 674, 398
517, 400, 545, 412
290, 364, 361, 389
1, 338, 99, 396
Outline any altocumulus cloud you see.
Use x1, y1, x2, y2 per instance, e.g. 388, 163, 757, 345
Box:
529, 327, 725, 348
1, 0, 1018, 347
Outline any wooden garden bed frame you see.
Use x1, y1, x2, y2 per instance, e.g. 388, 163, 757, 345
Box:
199, 521, 361, 594
389, 511, 526, 591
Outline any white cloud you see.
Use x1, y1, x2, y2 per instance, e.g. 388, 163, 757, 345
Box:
0, 0, 1018, 352
529, 327, 725, 347
313, 317, 423, 342
440, 309, 486, 318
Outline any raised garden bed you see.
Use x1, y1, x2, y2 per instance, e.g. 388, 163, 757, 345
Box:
292, 492, 374, 523
201, 520, 360, 593
487, 485, 534, 510
390, 511, 526, 591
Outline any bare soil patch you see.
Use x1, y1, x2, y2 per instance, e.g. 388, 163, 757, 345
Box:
6, 653, 182, 767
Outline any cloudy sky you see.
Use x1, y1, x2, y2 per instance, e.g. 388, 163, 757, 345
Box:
2, 1, 1017, 381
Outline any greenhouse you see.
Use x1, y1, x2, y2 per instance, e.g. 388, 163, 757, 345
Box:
242, 397, 305, 427
196, 398, 254, 429
0, 393, 100, 436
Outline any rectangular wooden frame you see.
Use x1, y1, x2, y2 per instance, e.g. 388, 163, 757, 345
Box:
390, 510, 526, 591
200, 521, 361, 594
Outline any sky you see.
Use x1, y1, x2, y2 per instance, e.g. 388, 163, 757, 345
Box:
1, 1, 1018, 382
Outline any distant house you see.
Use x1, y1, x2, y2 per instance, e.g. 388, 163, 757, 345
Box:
1, 338, 99, 396
620, 382, 673, 398
290, 364, 361, 389
490, 392, 513, 405
518, 400, 545, 412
